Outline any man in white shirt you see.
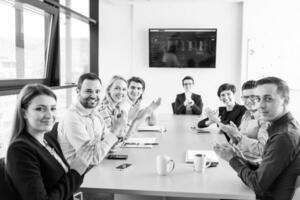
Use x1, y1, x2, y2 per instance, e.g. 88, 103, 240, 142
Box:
58, 73, 126, 167
125, 76, 158, 126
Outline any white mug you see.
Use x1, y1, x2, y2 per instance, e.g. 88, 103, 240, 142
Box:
193, 154, 211, 173
156, 155, 175, 176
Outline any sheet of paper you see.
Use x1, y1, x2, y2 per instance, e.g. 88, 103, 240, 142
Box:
185, 150, 219, 163
122, 137, 157, 148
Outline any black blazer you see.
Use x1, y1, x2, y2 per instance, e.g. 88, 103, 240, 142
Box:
6, 130, 84, 200
174, 93, 203, 115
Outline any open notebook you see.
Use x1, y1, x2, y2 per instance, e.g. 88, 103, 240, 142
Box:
121, 137, 158, 148
137, 125, 166, 132
185, 150, 219, 163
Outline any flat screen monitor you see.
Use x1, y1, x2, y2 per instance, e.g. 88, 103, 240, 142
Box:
149, 28, 217, 68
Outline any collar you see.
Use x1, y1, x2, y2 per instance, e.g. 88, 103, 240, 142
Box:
127, 96, 136, 106
245, 109, 260, 120
267, 112, 293, 134
74, 101, 97, 117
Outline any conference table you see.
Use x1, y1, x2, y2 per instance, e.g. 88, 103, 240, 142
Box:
81, 114, 256, 200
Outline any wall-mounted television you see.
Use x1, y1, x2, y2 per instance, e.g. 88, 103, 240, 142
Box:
149, 28, 217, 68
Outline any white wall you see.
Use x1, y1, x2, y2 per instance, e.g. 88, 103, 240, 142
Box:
99, 0, 243, 114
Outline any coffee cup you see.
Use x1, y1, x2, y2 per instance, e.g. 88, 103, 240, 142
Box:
193, 154, 211, 173
156, 155, 175, 176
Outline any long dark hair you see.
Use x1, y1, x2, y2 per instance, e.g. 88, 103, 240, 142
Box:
9, 83, 57, 145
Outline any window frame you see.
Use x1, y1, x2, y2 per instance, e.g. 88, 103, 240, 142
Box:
0, 0, 99, 95
0, 0, 58, 91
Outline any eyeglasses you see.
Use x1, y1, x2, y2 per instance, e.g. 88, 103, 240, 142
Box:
241, 95, 274, 103
183, 83, 193, 86
241, 95, 258, 102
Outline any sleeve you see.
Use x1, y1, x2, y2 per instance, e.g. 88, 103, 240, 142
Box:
6, 143, 83, 200
62, 112, 91, 151
174, 94, 185, 114
91, 122, 118, 165
63, 112, 118, 166
191, 95, 203, 115
229, 134, 295, 195
238, 123, 269, 157
198, 117, 209, 128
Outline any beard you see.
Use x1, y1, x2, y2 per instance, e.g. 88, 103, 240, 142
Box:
80, 96, 99, 109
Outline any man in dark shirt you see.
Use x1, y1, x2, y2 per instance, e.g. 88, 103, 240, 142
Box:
214, 77, 300, 200
174, 76, 203, 115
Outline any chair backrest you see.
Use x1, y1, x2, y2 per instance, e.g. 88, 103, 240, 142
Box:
0, 158, 18, 200
171, 102, 176, 114
292, 175, 300, 200
49, 122, 59, 140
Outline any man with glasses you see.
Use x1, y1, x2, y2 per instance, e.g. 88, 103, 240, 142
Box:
174, 76, 203, 115
214, 77, 300, 200
220, 80, 269, 159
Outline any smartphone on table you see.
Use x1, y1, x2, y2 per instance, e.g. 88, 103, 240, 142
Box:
116, 163, 132, 170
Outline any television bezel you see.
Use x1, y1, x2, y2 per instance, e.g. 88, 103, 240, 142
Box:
148, 28, 217, 68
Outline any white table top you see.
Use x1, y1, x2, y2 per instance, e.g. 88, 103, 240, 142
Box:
81, 114, 255, 200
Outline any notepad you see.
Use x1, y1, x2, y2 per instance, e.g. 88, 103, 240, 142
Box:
137, 125, 166, 132
122, 137, 157, 148
185, 150, 219, 163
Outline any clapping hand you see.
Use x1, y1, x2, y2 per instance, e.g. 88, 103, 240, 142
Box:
126, 98, 162, 136
187, 99, 194, 106
219, 121, 241, 142
213, 142, 236, 162
128, 100, 141, 122
205, 107, 220, 124
111, 109, 127, 137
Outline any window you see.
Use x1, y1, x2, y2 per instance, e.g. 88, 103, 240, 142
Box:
0, 0, 98, 157
60, 12, 90, 85
0, 0, 58, 90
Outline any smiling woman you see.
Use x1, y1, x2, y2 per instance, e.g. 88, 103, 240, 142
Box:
198, 83, 246, 141
5, 83, 93, 200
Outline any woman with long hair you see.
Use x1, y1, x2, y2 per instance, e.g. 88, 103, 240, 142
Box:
6, 83, 94, 200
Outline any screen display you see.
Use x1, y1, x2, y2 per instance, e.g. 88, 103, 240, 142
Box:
149, 29, 217, 68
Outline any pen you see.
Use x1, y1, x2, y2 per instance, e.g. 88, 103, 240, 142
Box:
124, 142, 139, 145
143, 143, 159, 145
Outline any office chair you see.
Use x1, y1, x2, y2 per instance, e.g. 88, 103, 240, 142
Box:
292, 175, 300, 200
171, 102, 176, 114
0, 157, 18, 200
48, 121, 59, 140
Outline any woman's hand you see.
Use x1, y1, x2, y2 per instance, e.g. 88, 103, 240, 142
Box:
205, 107, 220, 124
111, 110, 127, 137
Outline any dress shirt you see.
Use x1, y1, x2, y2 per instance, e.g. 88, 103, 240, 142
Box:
229, 112, 300, 200
237, 110, 269, 158
58, 101, 118, 166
